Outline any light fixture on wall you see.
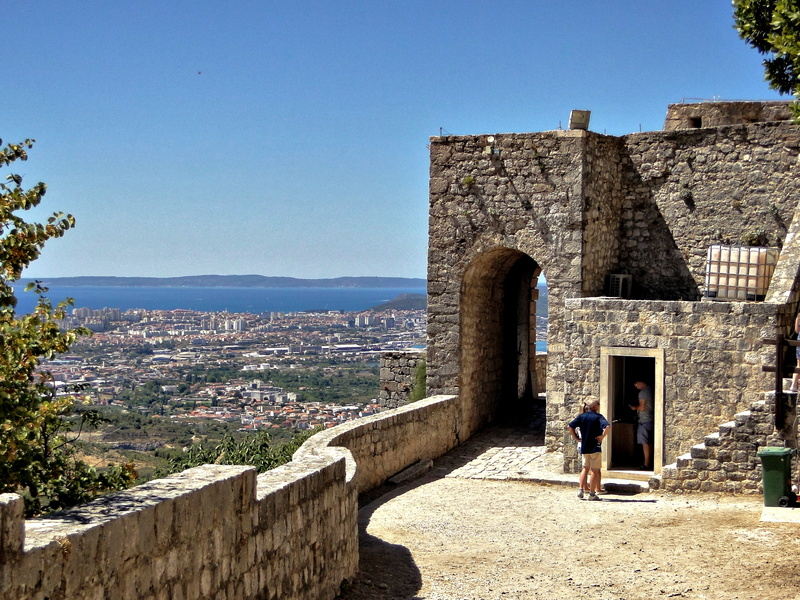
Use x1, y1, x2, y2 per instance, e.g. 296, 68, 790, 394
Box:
483, 135, 501, 158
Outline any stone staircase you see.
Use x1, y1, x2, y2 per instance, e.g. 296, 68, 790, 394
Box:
654, 387, 797, 494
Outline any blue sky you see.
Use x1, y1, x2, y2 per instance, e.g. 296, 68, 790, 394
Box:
5, 1, 783, 279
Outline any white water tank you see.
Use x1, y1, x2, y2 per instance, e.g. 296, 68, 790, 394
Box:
569, 110, 591, 130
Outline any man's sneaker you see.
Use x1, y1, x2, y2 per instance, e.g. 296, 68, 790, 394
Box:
587, 492, 600, 501
577, 489, 585, 499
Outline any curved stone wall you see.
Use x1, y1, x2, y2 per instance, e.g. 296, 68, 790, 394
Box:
0, 394, 460, 600
295, 394, 461, 495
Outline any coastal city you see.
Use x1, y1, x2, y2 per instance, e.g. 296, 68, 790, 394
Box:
25, 285, 546, 481
43, 295, 548, 441
46, 301, 429, 435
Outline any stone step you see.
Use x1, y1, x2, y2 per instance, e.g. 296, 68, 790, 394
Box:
602, 478, 649, 494
659, 464, 678, 479
663, 385, 781, 491
690, 443, 712, 459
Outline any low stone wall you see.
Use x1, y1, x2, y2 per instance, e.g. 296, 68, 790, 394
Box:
296, 394, 460, 494
0, 394, 460, 600
1, 458, 356, 600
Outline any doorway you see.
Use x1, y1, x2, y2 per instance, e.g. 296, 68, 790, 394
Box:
599, 347, 664, 476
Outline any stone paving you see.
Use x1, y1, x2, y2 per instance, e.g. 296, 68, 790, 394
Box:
429, 402, 570, 484
431, 425, 567, 483
427, 403, 648, 492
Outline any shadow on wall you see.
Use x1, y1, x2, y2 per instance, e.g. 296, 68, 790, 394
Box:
617, 147, 700, 301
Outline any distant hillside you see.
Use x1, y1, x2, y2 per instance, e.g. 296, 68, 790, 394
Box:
19, 275, 427, 288
369, 293, 427, 311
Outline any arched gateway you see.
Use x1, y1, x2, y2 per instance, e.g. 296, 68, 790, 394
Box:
460, 248, 544, 436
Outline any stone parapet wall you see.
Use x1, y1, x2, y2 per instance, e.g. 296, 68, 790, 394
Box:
1, 460, 356, 600
379, 351, 426, 409
561, 297, 787, 473
663, 101, 792, 131
0, 394, 461, 600
296, 394, 460, 494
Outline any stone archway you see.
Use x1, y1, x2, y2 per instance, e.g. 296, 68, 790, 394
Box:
460, 247, 544, 437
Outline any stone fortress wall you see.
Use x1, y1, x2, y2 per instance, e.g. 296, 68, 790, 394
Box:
426, 100, 800, 480
379, 351, 426, 409
1, 394, 466, 600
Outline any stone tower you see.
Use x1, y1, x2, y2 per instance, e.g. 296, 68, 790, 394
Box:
426, 101, 800, 475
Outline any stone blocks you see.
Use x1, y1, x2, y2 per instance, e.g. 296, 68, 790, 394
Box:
0, 392, 465, 600
659, 394, 798, 495
379, 351, 426, 409
1, 390, 462, 600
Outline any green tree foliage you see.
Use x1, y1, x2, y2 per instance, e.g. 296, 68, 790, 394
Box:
408, 358, 427, 403
0, 139, 135, 515
733, 0, 800, 114
157, 428, 320, 476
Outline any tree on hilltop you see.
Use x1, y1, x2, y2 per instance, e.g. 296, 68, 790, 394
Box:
0, 139, 135, 515
733, 0, 800, 117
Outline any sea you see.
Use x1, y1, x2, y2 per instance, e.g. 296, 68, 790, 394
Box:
10, 286, 428, 315
11, 283, 548, 352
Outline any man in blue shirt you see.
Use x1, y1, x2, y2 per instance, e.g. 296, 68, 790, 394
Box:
568, 400, 611, 500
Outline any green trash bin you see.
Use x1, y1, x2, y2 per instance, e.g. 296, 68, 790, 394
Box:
757, 447, 796, 507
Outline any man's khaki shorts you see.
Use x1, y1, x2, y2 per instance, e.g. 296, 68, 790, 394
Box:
582, 452, 602, 470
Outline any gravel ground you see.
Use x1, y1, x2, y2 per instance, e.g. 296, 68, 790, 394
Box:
338, 476, 800, 600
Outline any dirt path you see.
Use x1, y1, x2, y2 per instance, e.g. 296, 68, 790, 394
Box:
339, 476, 800, 600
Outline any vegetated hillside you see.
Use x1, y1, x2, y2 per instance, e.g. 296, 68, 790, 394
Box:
369, 293, 427, 311
74, 360, 380, 481
20, 275, 427, 288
